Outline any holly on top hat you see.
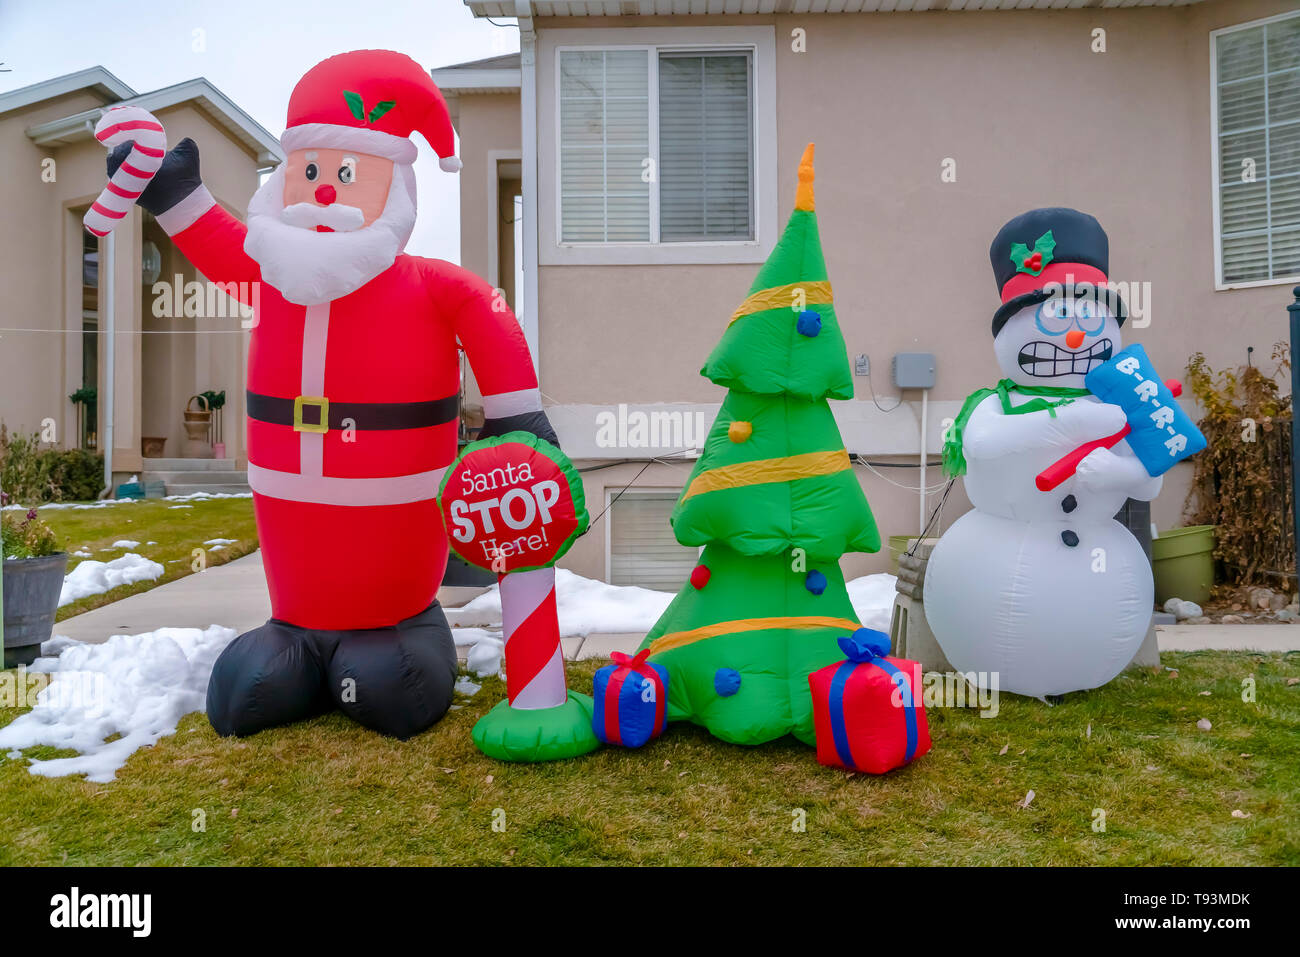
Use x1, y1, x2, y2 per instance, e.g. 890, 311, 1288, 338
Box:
281, 49, 461, 172
988, 207, 1126, 336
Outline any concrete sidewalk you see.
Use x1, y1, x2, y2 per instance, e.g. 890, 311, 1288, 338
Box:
52, 551, 650, 662
51, 553, 1300, 660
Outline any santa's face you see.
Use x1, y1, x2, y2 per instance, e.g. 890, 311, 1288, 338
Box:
994, 295, 1122, 389
244, 152, 418, 306
282, 147, 394, 228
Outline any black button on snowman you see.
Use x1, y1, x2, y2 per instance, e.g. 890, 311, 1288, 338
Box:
923, 208, 1161, 700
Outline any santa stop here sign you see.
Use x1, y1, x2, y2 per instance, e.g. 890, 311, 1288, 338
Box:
437, 432, 589, 574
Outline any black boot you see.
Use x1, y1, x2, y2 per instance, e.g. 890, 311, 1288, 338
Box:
323, 602, 458, 740
206, 620, 333, 737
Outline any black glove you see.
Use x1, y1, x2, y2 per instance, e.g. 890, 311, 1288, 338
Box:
479, 409, 560, 449
107, 137, 203, 218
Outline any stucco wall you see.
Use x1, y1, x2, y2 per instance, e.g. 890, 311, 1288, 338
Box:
514, 1, 1298, 580
0, 89, 264, 479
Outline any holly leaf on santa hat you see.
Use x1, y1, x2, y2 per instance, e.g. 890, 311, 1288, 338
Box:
368, 100, 396, 123
1010, 230, 1057, 276
343, 90, 366, 123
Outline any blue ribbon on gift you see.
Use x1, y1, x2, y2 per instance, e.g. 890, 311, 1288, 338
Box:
827, 628, 918, 771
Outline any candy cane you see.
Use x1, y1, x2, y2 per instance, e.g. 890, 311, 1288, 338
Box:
500, 566, 568, 710
83, 106, 167, 237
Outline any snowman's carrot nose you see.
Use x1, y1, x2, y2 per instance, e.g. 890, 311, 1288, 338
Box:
1066, 329, 1086, 349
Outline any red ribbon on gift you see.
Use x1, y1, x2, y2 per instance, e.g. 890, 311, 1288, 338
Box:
603, 648, 665, 744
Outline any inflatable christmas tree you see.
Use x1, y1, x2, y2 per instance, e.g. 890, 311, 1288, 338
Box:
639, 144, 880, 747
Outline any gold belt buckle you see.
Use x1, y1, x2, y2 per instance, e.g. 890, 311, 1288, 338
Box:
293, 395, 329, 434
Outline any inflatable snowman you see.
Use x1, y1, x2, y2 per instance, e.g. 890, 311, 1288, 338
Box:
925, 208, 1158, 699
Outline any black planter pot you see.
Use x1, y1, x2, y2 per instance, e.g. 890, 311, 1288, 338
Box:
3, 553, 67, 668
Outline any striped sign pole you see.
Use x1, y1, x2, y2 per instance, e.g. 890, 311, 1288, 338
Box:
499, 566, 567, 710
83, 106, 166, 237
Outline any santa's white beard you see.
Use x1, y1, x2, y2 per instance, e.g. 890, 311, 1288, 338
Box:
244, 164, 417, 306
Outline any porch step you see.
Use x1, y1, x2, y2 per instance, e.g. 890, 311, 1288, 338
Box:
144, 470, 249, 487
141, 457, 237, 471
155, 483, 251, 496
141, 459, 249, 495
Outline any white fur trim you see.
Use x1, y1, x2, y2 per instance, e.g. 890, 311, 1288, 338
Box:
439, 155, 462, 173
156, 185, 216, 235
281, 123, 417, 164
483, 388, 542, 419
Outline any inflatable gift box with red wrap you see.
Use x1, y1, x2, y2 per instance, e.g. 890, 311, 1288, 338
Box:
592, 650, 669, 748
96, 50, 557, 740
808, 629, 931, 774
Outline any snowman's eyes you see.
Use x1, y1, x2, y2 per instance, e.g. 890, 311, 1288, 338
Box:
1035, 299, 1073, 336
1077, 298, 1108, 335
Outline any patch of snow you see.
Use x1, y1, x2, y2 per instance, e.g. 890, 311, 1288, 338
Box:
3, 498, 139, 512
466, 635, 505, 677
846, 573, 898, 634
107, 539, 141, 549
168, 505, 193, 510
0, 625, 237, 783
203, 538, 236, 546
72, 550, 92, 558
59, 553, 165, 606
454, 677, 481, 697
163, 491, 251, 502
445, 568, 673, 636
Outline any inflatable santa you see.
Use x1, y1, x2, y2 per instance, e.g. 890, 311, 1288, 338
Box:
107, 50, 555, 738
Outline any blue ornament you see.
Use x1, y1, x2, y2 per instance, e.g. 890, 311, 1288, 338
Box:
805, 569, 828, 595
796, 310, 822, 337
714, 667, 742, 697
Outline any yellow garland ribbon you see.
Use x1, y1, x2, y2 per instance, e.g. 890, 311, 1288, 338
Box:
648, 615, 861, 656
682, 448, 851, 501
728, 280, 833, 325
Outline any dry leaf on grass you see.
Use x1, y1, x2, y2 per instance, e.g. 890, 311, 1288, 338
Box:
1197, 718, 1212, 731
1086, 723, 1092, 739
1231, 809, 1251, 819
998, 743, 1009, 755
1016, 790, 1035, 809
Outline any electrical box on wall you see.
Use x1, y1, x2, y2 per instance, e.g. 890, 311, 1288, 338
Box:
892, 352, 936, 390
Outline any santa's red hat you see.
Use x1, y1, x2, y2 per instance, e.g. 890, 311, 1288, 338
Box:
281, 49, 461, 172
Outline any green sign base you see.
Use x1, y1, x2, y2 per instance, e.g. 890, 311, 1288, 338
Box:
471, 692, 601, 762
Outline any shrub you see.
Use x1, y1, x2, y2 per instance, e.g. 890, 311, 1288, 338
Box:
1, 508, 60, 559
0, 424, 104, 505
1184, 344, 1293, 587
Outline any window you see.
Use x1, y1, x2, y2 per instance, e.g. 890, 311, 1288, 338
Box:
1213, 12, 1300, 286
558, 46, 754, 245
608, 491, 699, 592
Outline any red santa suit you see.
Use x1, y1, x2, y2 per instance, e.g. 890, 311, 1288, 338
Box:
132, 51, 553, 739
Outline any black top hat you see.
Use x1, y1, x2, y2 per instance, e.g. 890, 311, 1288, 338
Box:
989, 207, 1126, 337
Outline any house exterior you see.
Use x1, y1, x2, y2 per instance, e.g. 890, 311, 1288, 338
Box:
434, 0, 1300, 590
0, 67, 281, 492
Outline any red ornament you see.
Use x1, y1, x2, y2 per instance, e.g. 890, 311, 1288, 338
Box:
690, 564, 711, 589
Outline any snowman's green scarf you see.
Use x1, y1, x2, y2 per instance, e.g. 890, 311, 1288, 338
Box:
941, 379, 1090, 478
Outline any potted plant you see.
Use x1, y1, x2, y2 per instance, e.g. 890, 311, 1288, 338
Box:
199, 389, 227, 457
68, 387, 97, 450
1, 502, 66, 667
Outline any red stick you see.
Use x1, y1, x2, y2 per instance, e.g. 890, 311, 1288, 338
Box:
1035, 425, 1131, 492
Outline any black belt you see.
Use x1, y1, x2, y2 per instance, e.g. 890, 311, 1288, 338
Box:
246, 390, 459, 433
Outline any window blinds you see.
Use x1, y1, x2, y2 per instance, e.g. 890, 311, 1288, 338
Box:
1216, 14, 1300, 283
608, 492, 699, 592
658, 52, 754, 242
559, 49, 650, 243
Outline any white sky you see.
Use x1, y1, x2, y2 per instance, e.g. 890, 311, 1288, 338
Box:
0, 0, 520, 264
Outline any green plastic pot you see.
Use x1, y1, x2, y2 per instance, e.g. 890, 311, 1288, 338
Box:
1152, 525, 1216, 606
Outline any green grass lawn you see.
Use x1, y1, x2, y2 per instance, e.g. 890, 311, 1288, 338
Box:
33, 497, 258, 621
1, 651, 1296, 866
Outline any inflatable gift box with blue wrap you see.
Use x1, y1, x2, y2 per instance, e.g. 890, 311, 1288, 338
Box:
1084, 343, 1206, 474
593, 649, 669, 748
808, 628, 931, 774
